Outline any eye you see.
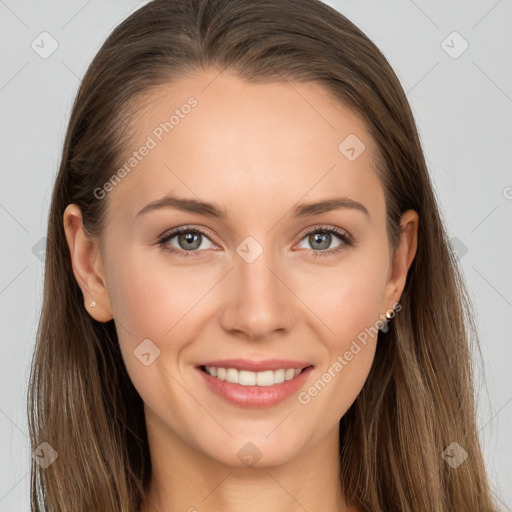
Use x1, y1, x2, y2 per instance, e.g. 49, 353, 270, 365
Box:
296, 226, 353, 257
157, 224, 354, 258
157, 226, 214, 257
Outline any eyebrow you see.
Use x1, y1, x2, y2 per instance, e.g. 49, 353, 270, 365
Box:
136, 195, 228, 219
136, 194, 370, 220
293, 197, 369, 218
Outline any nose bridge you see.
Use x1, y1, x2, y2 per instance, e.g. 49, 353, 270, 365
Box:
219, 235, 295, 339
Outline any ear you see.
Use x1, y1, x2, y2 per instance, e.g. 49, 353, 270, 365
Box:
381, 209, 419, 312
63, 204, 113, 323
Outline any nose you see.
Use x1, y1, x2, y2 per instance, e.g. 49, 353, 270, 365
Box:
218, 247, 297, 342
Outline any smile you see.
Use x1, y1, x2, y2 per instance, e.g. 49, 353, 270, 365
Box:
197, 363, 314, 408
201, 365, 304, 386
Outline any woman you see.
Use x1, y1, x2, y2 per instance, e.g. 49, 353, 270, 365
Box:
27, 0, 500, 510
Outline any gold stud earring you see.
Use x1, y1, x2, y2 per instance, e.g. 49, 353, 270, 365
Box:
379, 308, 394, 334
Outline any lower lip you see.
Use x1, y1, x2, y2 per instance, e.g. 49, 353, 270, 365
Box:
197, 366, 314, 408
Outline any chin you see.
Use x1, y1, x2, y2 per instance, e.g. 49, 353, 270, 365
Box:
196, 431, 309, 469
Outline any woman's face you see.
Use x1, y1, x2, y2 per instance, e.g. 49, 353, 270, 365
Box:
70, 68, 417, 468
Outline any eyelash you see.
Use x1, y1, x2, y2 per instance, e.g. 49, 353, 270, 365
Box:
157, 225, 354, 259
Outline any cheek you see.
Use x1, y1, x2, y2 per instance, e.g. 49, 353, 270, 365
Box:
306, 252, 388, 345
107, 253, 196, 421
108, 250, 216, 341
298, 266, 383, 422
296, 247, 387, 412
107, 251, 222, 393
105, 252, 180, 387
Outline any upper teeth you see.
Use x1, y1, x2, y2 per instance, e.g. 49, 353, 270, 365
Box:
205, 366, 302, 386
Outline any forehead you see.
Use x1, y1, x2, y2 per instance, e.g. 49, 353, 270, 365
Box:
107, 69, 384, 223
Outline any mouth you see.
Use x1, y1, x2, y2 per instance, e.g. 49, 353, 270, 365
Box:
199, 364, 312, 387
196, 360, 315, 408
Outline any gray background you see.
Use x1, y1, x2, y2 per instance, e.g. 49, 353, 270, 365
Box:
0, 0, 511, 509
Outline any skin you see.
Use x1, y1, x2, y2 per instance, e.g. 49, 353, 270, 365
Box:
63, 68, 418, 512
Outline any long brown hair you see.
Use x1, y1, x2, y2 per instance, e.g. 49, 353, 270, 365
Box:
27, 0, 500, 510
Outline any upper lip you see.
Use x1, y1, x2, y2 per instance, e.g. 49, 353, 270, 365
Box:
198, 358, 313, 372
